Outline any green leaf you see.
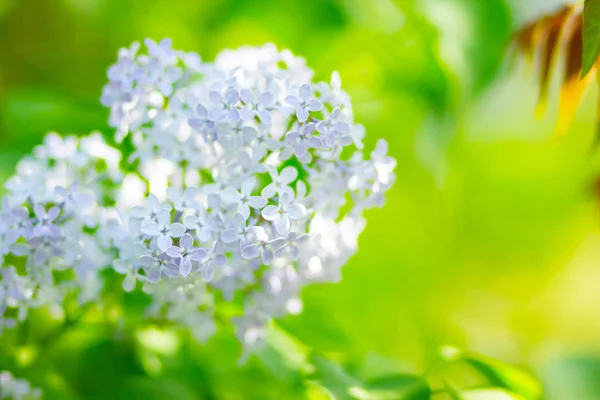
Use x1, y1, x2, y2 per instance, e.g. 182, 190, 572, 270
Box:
310, 354, 360, 400
350, 374, 431, 400
582, 0, 600, 77
461, 354, 542, 400
443, 382, 465, 400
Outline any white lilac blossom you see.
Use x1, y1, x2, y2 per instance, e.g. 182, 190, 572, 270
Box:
0, 371, 41, 400
99, 39, 396, 352
0, 40, 396, 358
0, 133, 121, 334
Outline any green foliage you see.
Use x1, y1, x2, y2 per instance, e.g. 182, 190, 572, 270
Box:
582, 0, 600, 77
460, 354, 542, 400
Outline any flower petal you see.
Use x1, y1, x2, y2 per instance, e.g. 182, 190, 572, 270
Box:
169, 223, 186, 238
299, 84, 312, 101
130, 205, 148, 218
179, 233, 193, 250
180, 258, 192, 276
241, 244, 261, 259
221, 229, 240, 243
166, 246, 183, 258
247, 196, 267, 209
274, 215, 291, 235
202, 264, 214, 281
212, 254, 227, 267
296, 107, 309, 123
261, 205, 279, 221
189, 248, 208, 261
157, 235, 172, 252
142, 222, 161, 236
279, 167, 297, 184
286, 203, 307, 219
139, 255, 156, 267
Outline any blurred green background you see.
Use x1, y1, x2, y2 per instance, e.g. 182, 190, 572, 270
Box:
1, 0, 600, 399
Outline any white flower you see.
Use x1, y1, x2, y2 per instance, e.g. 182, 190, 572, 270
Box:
285, 84, 322, 122
165, 233, 208, 276
240, 90, 274, 124
222, 177, 267, 219
220, 212, 265, 249
261, 166, 297, 199
241, 230, 285, 265
261, 191, 307, 234
141, 209, 186, 251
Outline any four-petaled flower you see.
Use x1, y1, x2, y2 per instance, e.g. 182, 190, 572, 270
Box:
222, 178, 267, 219
165, 233, 208, 276
285, 122, 322, 158
285, 84, 322, 123
240, 90, 274, 124
261, 166, 297, 199
316, 108, 350, 147
241, 230, 285, 265
189, 104, 218, 142
220, 212, 265, 249
210, 89, 240, 122
183, 206, 216, 242
33, 206, 61, 237
142, 209, 186, 251
139, 252, 180, 283
131, 194, 172, 219
261, 191, 307, 234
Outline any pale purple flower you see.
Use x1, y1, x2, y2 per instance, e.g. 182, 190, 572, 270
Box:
189, 104, 218, 142
220, 212, 265, 249
210, 89, 240, 122
183, 207, 216, 242
261, 166, 297, 199
131, 194, 172, 219
240, 90, 274, 124
139, 253, 180, 283
1, 207, 33, 245
316, 108, 350, 147
261, 191, 307, 234
275, 231, 309, 259
285, 84, 322, 122
141, 209, 186, 251
241, 230, 285, 266
166, 187, 197, 212
285, 122, 322, 157
33, 206, 61, 237
165, 233, 208, 276
222, 178, 267, 219
202, 243, 227, 282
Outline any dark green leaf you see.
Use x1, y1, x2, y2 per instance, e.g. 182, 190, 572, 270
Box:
355, 374, 431, 400
582, 0, 600, 77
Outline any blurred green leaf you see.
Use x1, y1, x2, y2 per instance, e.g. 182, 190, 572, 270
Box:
461, 354, 542, 400
443, 382, 465, 400
351, 374, 431, 400
116, 377, 198, 400
582, 0, 600, 77
310, 354, 360, 400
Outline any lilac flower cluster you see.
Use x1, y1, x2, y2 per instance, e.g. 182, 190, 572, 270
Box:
0, 133, 122, 333
99, 39, 396, 349
0, 39, 396, 356
0, 371, 41, 400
